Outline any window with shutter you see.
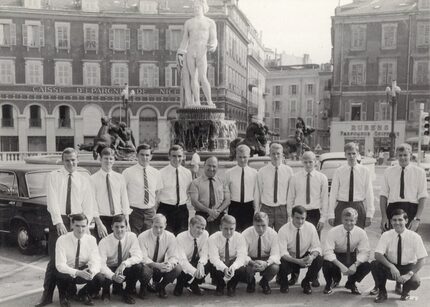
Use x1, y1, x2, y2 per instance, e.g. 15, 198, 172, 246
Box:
417, 22, 430, 47
25, 60, 43, 85
379, 59, 397, 85
0, 23, 13, 46
361, 102, 367, 120
165, 65, 171, 86
84, 24, 98, 52
55, 23, 70, 50
55, 62, 72, 86
111, 63, 128, 86
83, 62, 100, 86
0, 60, 14, 84
381, 24, 397, 50
351, 25, 366, 50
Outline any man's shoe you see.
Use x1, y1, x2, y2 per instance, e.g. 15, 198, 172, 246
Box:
215, 286, 224, 296
288, 273, 299, 286
35, 291, 53, 307
400, 293, 411, 301
122, 293, 136, 305
345, 282, 361, 295
375, 291, 388, 303
301, 280, 312, 295
158, 287, 168, 299
80, 294, 94, 306
101, 292, 111, 303
246, 277, 256, 293
311, 279, 320, 288
190, 281, 203, 296
280, 284, 289, 293
369, 287, 379, 295
259, 279, 271, 295
323, 285, 333, 294
395, 282, 402, 295
59, 298, 70, 307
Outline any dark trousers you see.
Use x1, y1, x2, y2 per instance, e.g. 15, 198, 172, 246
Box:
56, 269, 104, 300
176, 263, 211, 289
334, 201, 366, 228
247, 262, 280, 282
208, 262, 248, 289
102, 263, 143, 294
371, 261, 420, 294
96, 216, 114, 240
322, 252, 370, 286
130, 207, 156, 235
279, 255, 323, 288
140, 264, 182, 289
260, 204, 288, 232
157, 203, 188, 235
228, 201, 254, 232
195, 211, 225, 235
387, 202, 417, 229
42, 215, 71, 299
305, 209, 321, 236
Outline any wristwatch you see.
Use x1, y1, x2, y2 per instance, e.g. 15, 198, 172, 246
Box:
413, 217, 421, 222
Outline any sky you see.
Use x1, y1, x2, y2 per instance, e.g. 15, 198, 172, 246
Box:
238, 0, 345, 64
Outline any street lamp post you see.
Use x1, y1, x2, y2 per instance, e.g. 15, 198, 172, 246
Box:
121, 83, 135, 127
385, 80, 401, 160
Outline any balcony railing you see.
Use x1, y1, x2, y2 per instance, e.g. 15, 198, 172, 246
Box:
1, 118, 14, 127
29, 118, 42, 127
0, 151, 62, 162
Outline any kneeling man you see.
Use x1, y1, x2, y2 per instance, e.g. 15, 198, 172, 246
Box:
242, 212, 280, 294
278, 206, 322, 294
175, 215, 210, 296
98, 214, 143, 304
208, 215, 248, 296
371, 209, 427, 303
323, 208, 370, 295
55, 214, 104, 307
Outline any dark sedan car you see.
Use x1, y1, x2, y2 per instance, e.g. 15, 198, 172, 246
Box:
0, 164, 90, 255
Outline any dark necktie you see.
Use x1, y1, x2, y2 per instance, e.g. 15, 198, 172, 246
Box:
176, 168, 180, 206
346, 231, 351, 266
143, 168, 149, 205
257, 235, 262, 260
225, 238, 230, 266
190, 238, 199, 266
296, 228, 300, 259
306, 172, 311, 205
117, 240, 123, 266
240, 167, 245, 204
400, 167, 405, 199
397, 234, 402, 266
66, 173, 72, 215
74, 239, 80, 269
153, 236, 160, 262
106, 173, 115, 215
209, 178, 215, 209
349, 167, 354, 202
274, 167, 278, 203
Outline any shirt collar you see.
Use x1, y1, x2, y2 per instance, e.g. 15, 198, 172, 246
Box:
61, 168, 75, 176
252, 227, 266, 238
304, 169, 315, 176
100, 168, 113, 176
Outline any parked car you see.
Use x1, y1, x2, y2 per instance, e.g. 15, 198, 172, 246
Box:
318, 152, 376, 191
0, 164, 91, 255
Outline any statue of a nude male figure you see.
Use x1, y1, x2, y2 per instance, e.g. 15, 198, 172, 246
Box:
177, 0, 217, 107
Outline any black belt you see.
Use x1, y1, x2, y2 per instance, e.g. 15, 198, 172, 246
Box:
160, 202, 187, 207
231, 200, 254, 205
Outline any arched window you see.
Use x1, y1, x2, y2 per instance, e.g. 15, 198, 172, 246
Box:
29, 105, 41, 127
1, 104, 14, 127
111, 106, 127, 125
58, 105, 71, 128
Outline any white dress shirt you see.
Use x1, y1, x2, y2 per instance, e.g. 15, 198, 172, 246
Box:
287, 169, 329, 222
158, 164, 192, 205
323, 225, 370, 263
189, 174, 229, 210
91, 169, 131, 217
375, 229, 428, 265
138, 229, 178, 265
122, 164, 163, 209
47, 168, 96, 226
98, 232, 142, 279
225, 165, 260, 203
278, 221, 321, 258
242, 226, 280, 265
55, 232, 100, 278
176, 230, 209, 276
208, 231, 247, 272
257, 164, 294, 206
328, 163, 374, 219
380, 164, 428, 204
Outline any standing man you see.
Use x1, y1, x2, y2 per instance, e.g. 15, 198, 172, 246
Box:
380, 143, 428, 232
36, 148, 96, 307
55, 214, 104, 307
189, 156, 230, 234
92, 148, 131, 239
158, 145, 193, 235
138, 214, 182, 299
371, 209, 427, 303
174, 215, 209, 296
242, 212, 280, 295
225, 144, 259, 232
278, 206, 323, 295
98, 214, 143, 304
190, 146, 201, 179
123, 144, 163, 235
208, 215, 248, 297
328, 142, 374, 228
257, 142, 294, 231
322, 208, 371, 295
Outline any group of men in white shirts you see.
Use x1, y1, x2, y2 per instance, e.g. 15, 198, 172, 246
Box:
35, 141, 428, 307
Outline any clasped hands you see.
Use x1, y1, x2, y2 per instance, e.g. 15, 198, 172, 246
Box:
389, 265, 413, 284
194, 263, 206, 280
339, 263, 358, 276
249, 260, 268, 272
297, 255, 314, 268
153, 261, 174, 273
207, 208, 221, 222
223, 266, 235, 280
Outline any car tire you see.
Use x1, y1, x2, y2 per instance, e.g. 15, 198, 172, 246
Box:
14, 222, 37, 255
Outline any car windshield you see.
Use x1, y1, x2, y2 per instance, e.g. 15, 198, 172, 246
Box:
25, 171, 50, 198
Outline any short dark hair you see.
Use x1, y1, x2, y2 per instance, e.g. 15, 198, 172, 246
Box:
169, 144, 183, 155
292, 205, 307, 216
253, 211, 269, 223
112, 214, 127, 226
391, 209, 408, 220
136, 143, 152, 154
100, 147, 115, 158
221, 214, 236, 225
70, 213, 88, 224
62, 147, 78, 160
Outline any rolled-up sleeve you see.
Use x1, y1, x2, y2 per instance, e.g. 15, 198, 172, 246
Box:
323, 230, 337, 262
166, 235, 179, 266
231, 235, 247, 271
277, 227, 290, 258
55, 237, 77, 277
417, 169, 429, 200
98, 241, 114, 279
87, 237, 101, 277
268, 236, 281, 265
124, 235, 143, 267
356, 231, 370, 263
138, 235, 153, 265
208, 237, 227, 272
